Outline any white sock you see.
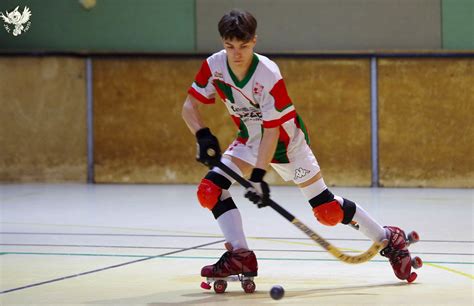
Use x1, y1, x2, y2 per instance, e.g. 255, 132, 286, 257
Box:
300, 178, 327, 200
216, 206, 249, 250
300, 181, 386, 243
351, 203, 387, 242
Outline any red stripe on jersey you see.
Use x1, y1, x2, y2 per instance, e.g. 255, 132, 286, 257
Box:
263, 110, 296, 128
231, 115, 241, 128
236, 136, 248, 144
194, 60, 212, 88
270, 79, 293, 112
188, 87, 215, 104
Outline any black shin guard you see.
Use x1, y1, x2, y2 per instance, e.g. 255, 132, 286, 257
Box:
204, 171, 232, 190
211, 197, 237, 219
341, 198, 356, 224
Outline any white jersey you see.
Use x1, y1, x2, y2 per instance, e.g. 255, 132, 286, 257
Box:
188, 50, 310, 164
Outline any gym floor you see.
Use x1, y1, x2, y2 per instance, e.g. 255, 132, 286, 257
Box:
1, 184, 472, 305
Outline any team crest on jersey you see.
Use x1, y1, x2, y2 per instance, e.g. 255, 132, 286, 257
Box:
294, 167, 310, 180
253, 82, 264, 97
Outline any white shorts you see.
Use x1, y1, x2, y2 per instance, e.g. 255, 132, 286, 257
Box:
224, 139, 320, 185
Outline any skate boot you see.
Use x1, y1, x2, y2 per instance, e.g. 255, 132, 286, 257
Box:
200, 243, 258, 293
380, 226, 423, 283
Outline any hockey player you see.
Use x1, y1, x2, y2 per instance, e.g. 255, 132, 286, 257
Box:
182, 9, 420, 284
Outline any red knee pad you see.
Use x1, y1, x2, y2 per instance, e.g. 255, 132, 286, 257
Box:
312, 200, 343, 226
197, 179, 222, 210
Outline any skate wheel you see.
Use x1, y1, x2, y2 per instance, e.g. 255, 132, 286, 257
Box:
412, 256, 423, 269
407, 231, 420, 245
200, 281, 211, 290
242, 280, 256, 293
213, 280, 227, 294
407, 272, 417, 283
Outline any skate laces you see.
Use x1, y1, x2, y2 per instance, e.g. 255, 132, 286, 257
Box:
213, 251, 232, 272
380, 245, 409, 264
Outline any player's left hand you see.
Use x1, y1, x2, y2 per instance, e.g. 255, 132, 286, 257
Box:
245, 168, 270, 208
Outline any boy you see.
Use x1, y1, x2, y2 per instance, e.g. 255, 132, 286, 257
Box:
182, 9, 419, 283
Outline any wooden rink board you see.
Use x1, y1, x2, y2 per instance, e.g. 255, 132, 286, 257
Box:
93, 58, 371, 186
378, 58, 474, 187
1, 56, 472, 187
0, 57, 87, 182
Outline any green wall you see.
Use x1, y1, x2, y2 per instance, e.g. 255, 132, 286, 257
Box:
442, 0, 474, 49
0, 0, 472, 52
0, 0, 195, 52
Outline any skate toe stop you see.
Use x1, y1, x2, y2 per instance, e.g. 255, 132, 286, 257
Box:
407, 272, 417, 283
200, 282, 211, 290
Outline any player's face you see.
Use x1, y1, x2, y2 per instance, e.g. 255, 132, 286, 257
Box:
223, 37, 256, 68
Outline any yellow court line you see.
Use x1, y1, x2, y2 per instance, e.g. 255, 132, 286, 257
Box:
5, 222, 473, 280
425, 262, 474, 280
252, 237, 474, 280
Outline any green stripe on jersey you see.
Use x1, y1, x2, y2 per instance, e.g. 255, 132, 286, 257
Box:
273, 141, 290, 163
237, 119, 249, 140
297, 114, 310, 145
215, 80, 235, 103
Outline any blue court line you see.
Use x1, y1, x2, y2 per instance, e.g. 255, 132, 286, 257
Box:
1, 251, 472, 265
1, 243, 472, 256
1, 232, 472, 243
0, 239, 225, 295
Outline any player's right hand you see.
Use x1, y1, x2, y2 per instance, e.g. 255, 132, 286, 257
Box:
195, 127, 221, 168
245, 168, 270, 208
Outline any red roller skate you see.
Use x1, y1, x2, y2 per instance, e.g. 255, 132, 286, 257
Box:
380, 226, 423, 283
200, 243, 258, 293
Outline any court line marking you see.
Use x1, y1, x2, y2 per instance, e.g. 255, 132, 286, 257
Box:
0, 239, 225, 295
1, 251, 473, 265
1, 232, 472, 243
1, 243, 472, 256
1, 252, 473, 281
1, 251, 472, 265
424, 263, 474, 279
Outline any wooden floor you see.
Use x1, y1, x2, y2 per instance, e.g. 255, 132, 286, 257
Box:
1, 184, 472, 305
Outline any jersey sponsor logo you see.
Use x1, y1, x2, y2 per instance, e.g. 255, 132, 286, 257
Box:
230, 105, 262, 122
294, 167, 310, 180
1, 5, 31, 36
213, 71, 224, 79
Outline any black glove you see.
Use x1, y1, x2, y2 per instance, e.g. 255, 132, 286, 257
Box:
245, 168, 270, 208
195, 127, 221, 167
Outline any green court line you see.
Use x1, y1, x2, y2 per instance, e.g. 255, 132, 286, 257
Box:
1, 251, 473, 266
2, 251, 473, 280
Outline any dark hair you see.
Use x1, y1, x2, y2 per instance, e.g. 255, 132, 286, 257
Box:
218, 9, 257, 42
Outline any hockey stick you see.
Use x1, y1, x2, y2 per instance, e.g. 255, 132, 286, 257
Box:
211, 158, 387, 264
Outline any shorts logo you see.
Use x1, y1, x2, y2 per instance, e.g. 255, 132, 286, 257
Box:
1, 6, 32, 37
294, 167, 310, 180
